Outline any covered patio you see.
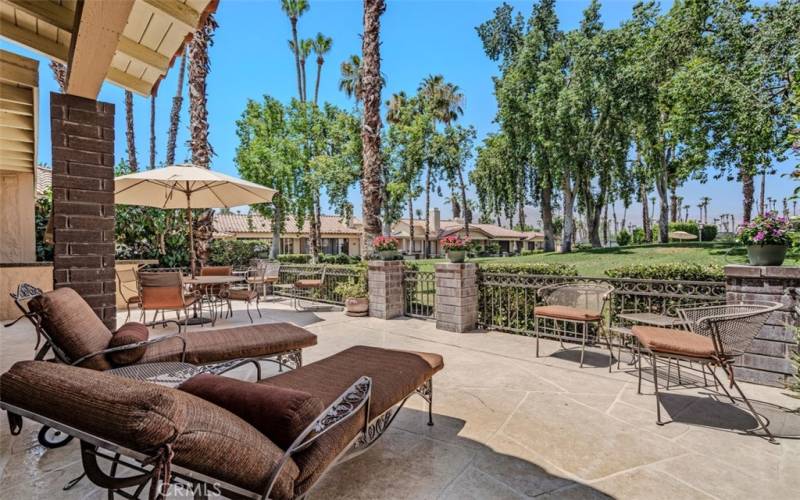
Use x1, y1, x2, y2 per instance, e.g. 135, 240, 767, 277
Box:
1, 301, 797, 499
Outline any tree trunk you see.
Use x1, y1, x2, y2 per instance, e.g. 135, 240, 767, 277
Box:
359, 0, 386, 257
451, 192, 461, 219
314, 60, 323, 104
620, 205, 627, 234
457, 165, 469, 236
540, 174, 555, 252
742, 168, 754, 223
290, 18, 303, 101
561, 176, 575, 253
271, 200, 281, 259
759, 171, 766, 216
149, 95, 156, 169
423, 164, 432, 258
408, 195, 415, 255
125, 91, 138, 171
639, 182, 650, 241
654, 169, 669, 244
669, 182, 678, 223
188, 14, 217, 169
602, 201, 609, 246
166, 50, 187, 166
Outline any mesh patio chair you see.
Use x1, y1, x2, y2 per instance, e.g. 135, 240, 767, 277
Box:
115, 267, 141, 323
534, 282, 615, 368
633, 301, 783, 443
138, 271, 203, 329
248, 259, 281, 299
222, 266, 264, 323
292, 265, 329, 311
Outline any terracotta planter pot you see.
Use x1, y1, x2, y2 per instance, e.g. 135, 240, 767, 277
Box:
344, 297, 369, 317
746, 244, 787, 266
446, 250, 466, 263
378, 250, 398, 260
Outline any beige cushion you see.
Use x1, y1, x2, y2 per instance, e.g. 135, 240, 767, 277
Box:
295, 279, 322, 289
535, 305, 602, 322
28, 288, 113, 370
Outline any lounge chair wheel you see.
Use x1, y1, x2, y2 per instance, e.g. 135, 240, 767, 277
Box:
38, 425, 74, 448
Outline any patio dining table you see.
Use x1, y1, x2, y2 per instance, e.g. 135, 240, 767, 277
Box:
183, 275, 245, 325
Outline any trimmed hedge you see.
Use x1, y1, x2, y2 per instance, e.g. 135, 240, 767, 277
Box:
616, 229, 631, 246
479, 262, 578, 276
208, 239, 270, 267
319, 253, 361, 264
605, 262, 724, 281
277, 254, 312, 264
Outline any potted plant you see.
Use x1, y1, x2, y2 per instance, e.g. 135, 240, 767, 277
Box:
335, 280, 369, 317
441, 236, 470, 263
373, 236, 400, 260
737, 212, 792, 266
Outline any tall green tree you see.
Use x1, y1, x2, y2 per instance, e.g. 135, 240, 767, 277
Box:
281, 0, 309, 102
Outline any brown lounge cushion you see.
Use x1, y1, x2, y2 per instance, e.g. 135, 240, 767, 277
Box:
179, 373, 324, 450
28, 287, 114, 370
107, 322, 149, 366
226, 288, 258, 301
140, 322, 317, 365
0, 361, 300, 499
632, 326, 715, 358
535, 305, 603, 322
259, 345, 444, 494
295, 279, 322, 289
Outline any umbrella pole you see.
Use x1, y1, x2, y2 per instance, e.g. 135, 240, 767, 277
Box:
187, 189, 197, 277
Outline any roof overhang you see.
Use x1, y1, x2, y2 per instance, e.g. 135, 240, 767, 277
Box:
0, 49, 37, 173
0, 0, 218, 98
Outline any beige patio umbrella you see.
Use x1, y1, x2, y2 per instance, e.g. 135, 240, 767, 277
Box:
115, 164, 277, 274
667, 230, 698, 241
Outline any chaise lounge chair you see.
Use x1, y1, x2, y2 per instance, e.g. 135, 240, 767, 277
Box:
1, 344, 444, 499
11, 284, 317, 447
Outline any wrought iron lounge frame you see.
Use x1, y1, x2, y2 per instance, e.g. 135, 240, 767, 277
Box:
636, 301, 783, 443
2, 375, 435, 499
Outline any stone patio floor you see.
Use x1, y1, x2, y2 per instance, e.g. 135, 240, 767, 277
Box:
1, 299, 798, 499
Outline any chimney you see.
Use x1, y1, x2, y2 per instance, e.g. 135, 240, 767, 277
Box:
432, 207, 441, 235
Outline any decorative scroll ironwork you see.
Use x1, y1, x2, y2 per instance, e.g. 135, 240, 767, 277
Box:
313, 376, 371, 433
404, 269, 435, 319
477, 272, 726, 338
277, 265, 365, 305
352, 411, 394, 451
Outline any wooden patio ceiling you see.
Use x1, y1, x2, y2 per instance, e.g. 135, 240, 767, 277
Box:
0, 0, 218, 98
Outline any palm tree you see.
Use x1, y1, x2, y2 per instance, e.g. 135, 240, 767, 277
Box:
683, 204, 690, 222
149, 95, 156, 169
281, 0, 309, 101
50, 61, 66, 92
166, 49, 187, 165
311, 33, 332, 104
299, 38, 313, 101
124, 91, 138, 172
360, 0, 386, 257
339, 54, 362, 102
188, 13, 218, 169
700, 196, 711, 224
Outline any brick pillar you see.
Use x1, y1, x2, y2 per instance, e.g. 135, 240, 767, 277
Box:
725, 265, 799, 387
367, 260, 404, 319
50, 92, 117, 330
435, 263, 478, 333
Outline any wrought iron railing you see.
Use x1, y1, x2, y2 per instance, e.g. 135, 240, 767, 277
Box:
277, 265, 365, 305
477, 272, 726, 336
404, 269, 435, 319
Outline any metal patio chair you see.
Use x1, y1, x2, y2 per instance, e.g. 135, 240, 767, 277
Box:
291, 265, 330, 311
534, 282, 615, 368
115, 267, 141, 323
633, 301, 783, 443
223, 266, 264, 323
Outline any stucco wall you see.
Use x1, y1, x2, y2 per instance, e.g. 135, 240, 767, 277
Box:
0, 172, 35, 263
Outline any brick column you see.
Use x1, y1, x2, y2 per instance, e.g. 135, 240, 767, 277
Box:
368, 260, 404, 319
435, 263, 478, 333
50, 92, 117, 330
725, 265, 799, 387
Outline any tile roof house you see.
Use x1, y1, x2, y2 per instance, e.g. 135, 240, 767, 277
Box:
214, 213, 362, 256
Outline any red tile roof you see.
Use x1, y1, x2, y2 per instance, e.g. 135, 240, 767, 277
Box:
214, 213, 361, 236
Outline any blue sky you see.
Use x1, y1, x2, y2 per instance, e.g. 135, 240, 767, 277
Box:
2, 0, 795, 227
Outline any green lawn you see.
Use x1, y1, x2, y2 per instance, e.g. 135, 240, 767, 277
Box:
410, 242, 787, 277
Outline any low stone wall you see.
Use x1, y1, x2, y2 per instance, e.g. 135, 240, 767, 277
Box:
725, 265, 799, 387
0, 260, 157, 321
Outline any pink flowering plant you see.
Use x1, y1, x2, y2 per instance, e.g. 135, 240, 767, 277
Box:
736, 212, 792, 246
440, 236, 470, 251
373, 236, 399, 252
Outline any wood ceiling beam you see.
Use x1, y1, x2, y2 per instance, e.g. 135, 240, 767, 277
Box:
0, 110, 32, 130
141, 0, 201, 31
0, 82, 33, 104
0, 125, 34, 142
3, 0, 169, 73
0, 21, 69, 62
0, 138, 34, 153
106, 67, 152, 96
66, 0, 136, 99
